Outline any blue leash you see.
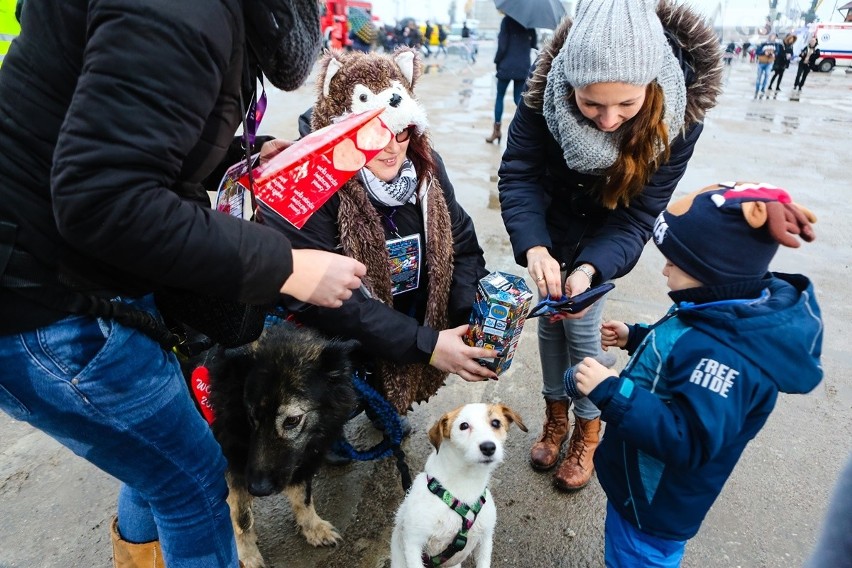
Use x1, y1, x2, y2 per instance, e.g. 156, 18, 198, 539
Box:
331, 373, 413, 491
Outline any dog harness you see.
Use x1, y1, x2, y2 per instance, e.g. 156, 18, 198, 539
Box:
421, 475, 487, 567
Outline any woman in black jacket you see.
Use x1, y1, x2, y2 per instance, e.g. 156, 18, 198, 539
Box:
0, 1, 365, 566
793, 36, 820, 98
498, 0, 721, 492
486, 14, 536, 144
768, 33, 797, 94
266, 49, 494, 414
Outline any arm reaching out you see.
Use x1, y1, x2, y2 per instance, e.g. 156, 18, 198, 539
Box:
280, 249, 366, 308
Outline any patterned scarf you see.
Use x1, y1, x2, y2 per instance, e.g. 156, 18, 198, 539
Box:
542, 46, 687, 174
360, 160, 418, 206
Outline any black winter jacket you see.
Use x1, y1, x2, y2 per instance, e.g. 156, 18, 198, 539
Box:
498, 4, 721, 283
494, 16, 536, 82
263, 153, 486, 364
0, 0, 294, 334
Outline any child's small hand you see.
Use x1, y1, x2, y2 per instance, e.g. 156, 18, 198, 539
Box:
574, 357, 613, 396
601, 320, 629, 351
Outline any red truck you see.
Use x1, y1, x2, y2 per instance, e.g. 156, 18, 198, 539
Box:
320, 0, 374, 50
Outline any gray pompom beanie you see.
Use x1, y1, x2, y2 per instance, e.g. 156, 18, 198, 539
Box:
563, 0, 668, 87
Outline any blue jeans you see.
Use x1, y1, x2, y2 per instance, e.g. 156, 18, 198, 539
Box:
494, 77, 525, 123
537, 290, 608, 420
605, 501, 686, 567
0, 296, 238, 567
755, 62, 772, 94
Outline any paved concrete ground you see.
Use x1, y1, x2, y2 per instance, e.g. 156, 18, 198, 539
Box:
1, 48, 850, 568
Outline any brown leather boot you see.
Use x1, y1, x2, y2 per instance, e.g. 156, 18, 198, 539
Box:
554, 416, 601, 491
529, 399, 570, 470
485, 121, 502, 144
111, 517, 165, 568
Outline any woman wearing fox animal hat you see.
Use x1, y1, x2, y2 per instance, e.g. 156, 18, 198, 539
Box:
265, 48, 493, 413
498, 0, 723, 491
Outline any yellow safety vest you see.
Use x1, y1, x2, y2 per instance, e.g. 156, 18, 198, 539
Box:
0, 0, 22, 68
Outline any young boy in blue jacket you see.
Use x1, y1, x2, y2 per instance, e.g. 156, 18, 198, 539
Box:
568, 182, 823, 567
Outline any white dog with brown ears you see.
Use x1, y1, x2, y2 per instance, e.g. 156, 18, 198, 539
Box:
391, 403, 527, 568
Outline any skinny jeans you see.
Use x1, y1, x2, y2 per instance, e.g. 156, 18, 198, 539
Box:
0, 295, 238, 567
538, 289, 608, 419
794, 63, 812, 89
755, 62, 772, 94
494, 77, 525, 123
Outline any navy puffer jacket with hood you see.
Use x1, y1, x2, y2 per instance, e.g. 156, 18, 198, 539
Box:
588, 274, 823, 540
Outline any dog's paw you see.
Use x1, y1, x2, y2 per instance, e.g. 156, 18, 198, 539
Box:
302, 518, 342, 547
235, 532, 266, 568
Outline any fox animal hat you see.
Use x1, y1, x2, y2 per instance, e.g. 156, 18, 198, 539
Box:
652, 183, 816, 285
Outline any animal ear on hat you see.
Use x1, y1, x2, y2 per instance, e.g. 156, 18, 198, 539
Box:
321, 51, 345, 97
720, 182, 817, 248
666, 184, 725, 216
763, 201, 817, 248
392, 48, 421, 89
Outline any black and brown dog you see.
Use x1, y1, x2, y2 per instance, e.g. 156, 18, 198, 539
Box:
183, 322, 359, 568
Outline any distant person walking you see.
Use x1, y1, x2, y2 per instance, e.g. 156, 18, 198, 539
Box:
486, 15, 536, 144
462, 21, 476, 63
791, 37, 820, 101
754, 35, 777, 98
768, 33, 796, 95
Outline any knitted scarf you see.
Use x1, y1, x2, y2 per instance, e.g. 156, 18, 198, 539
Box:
542, 47, 686, 174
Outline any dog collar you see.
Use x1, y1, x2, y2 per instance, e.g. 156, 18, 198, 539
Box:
421, 475, 487, 567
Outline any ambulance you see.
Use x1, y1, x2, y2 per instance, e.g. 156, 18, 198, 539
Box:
811, 22, 852, 72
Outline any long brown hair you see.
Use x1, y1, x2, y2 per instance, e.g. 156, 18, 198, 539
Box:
600, 82, 670, 209
405, 130, 436, 182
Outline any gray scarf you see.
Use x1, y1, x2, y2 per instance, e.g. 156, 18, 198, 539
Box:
360, 160, 418, 206
542, 47, 687, 174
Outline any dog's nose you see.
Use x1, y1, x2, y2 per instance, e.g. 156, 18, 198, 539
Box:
389, 93, 402, 108
248, 477, 276, 497
479, 441, 496, 457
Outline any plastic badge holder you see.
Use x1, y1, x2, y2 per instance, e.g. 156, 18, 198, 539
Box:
238, 107, 392, 229
527, 283, 615, 319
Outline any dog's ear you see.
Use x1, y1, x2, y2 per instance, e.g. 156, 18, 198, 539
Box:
497, 404, 528, 433
428, 415, 451, 451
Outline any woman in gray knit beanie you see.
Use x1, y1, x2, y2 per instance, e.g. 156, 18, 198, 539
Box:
497, 0, 722, 505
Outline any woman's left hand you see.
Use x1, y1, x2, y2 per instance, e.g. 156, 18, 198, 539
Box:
430, 325, 499, 382
548, 266, 594, 322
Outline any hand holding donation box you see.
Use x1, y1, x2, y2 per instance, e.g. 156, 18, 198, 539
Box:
464, 272, 534, 375
239, 108, 392, 228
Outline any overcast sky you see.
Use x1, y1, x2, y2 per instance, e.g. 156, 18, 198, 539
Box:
366, 0, 846, 27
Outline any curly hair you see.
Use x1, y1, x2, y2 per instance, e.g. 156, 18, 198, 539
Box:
600, 82, 670, 209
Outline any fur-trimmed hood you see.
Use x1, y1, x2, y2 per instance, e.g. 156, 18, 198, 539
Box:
524, 0, 722, 129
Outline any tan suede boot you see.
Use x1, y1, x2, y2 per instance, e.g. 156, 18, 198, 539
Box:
554, 416, 601, 491
529, 399, 570, 470
484, 121, 502, 144
111, 517, 165, 568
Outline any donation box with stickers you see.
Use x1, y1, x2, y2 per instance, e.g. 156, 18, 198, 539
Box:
464, 272, 534, 375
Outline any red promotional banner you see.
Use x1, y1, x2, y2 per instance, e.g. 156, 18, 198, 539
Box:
240, 108, 392, 228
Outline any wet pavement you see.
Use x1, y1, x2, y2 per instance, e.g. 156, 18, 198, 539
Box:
1, 49, 850, 568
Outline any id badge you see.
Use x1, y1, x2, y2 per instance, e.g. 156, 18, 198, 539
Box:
386, 234, 421, 295
215, 153, 260, 219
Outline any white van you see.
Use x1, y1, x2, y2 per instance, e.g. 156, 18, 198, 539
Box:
811, 22, 852, 72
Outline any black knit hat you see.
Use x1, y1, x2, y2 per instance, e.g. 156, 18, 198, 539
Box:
245, 0, 322, 92
652, 183, 816, 285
